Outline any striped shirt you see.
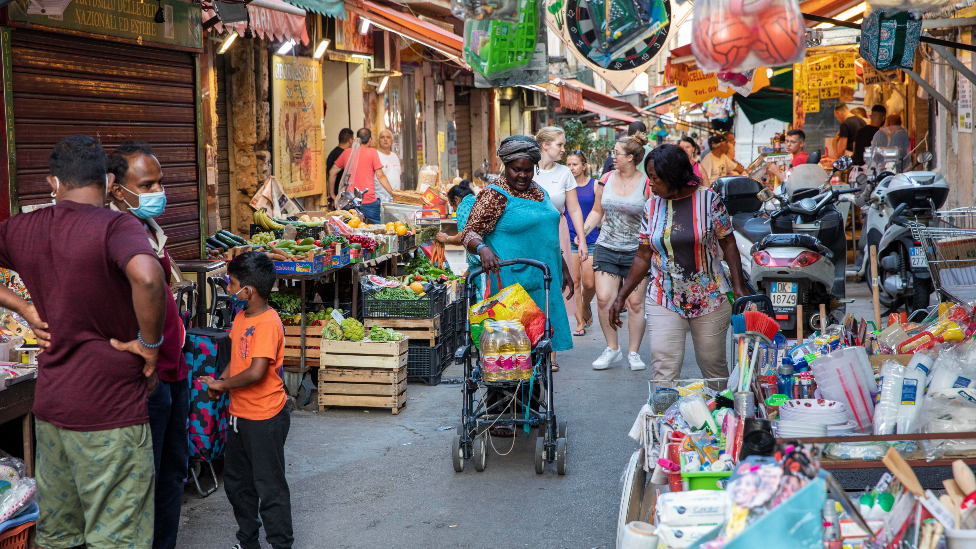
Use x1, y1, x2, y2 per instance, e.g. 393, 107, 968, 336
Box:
639, 187, 732, 318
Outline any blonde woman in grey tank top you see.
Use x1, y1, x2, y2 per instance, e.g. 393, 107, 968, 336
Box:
580, 134, 651, 371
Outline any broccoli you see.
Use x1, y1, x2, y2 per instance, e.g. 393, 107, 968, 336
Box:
322, 319, 344, 341
341, 318, 365, 342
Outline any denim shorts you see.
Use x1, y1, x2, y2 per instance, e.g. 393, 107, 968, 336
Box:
593, 244, 638, 277
571, 240, 597, 256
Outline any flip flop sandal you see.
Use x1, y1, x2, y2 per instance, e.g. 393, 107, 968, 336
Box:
551, 363, 559, 372
573, 328, 586, 336
584, 313, 593, 328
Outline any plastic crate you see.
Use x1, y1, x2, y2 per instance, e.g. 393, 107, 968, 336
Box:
0, 522, 31, 549
249, 224, 324, 241
363, 287, 446, 319
681, 471, 732, 491
407, 343, 445, 385
463, 0, 538, 78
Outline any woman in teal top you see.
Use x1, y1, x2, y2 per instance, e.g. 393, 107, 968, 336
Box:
459, 136, 574, 353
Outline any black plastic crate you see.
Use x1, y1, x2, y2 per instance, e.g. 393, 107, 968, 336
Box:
363, 287, 446, 319
442, 302, 455, 337
407, 343, 445, 385
249, 223, 325, 241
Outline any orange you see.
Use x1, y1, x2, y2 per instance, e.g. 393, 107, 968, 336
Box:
348, 217, 361, 228
396, 225, 408, 236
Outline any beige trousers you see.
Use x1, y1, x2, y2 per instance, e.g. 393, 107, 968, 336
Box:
645, 298, 732, 381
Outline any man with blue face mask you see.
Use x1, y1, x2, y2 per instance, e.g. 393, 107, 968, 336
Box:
107, 141, 189, 549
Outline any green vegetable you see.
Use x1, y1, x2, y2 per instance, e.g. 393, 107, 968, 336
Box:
292, 244, 316, 253
406, 251, 431, 276
206, 237, 226, 251
250, 232, 276, 246
322, 319, 344, 340
300, 238, 315, 246
418, 225, 439, 243
269, 291, 302, 314
219, 230, 248, 246
375, 287, 422, 300
341, 318, 365, 341
276, 240, 297, 248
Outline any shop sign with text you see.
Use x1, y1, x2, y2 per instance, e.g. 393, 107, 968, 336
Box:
8, 0, 202, 49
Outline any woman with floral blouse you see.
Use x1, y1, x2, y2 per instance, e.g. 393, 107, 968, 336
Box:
608, 144, 748, 382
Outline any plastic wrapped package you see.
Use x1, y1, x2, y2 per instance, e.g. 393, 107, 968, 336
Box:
678, 394, 720, 434
873, 360, 904, 435
810, 348, 875, 432
919, 389, 976, 461
928, 340, 976, 391
824, 439, 917, 461
0, 477, 34, 524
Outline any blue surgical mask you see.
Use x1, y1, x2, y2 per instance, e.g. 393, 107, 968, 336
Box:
230, 287, 250, 311
122, 186, 167, 219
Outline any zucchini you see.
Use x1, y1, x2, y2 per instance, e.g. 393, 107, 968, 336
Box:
299, 238, 314, 246
215, 233, 238, 248
219, 230, 247, 246
292, 244, 316, 253
206, 237, 226, 251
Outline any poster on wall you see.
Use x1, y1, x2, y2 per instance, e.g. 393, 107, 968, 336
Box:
959, 28, 973, 133
272, 55, 324, 197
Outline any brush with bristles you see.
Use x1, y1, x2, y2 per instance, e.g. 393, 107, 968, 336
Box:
731, 314, 747, 379
740, 311, 781, 393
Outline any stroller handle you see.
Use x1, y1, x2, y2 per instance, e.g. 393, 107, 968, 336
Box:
467, 258, 552, 282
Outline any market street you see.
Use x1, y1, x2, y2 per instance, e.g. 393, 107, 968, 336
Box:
177, 307, 702, 549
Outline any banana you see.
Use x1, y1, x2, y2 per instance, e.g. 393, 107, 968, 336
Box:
254, 210, 268, 229
262, 210, 285, 230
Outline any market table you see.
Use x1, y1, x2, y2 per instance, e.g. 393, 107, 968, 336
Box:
0, 378, 34, 476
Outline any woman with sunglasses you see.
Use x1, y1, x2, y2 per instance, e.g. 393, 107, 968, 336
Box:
566, 150, 598, 336
580, 133, 651, 371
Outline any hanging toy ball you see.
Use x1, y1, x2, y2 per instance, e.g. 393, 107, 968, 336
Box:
753, 6, 804, 65
729, 0, 773, 16
692, 11, 754, 71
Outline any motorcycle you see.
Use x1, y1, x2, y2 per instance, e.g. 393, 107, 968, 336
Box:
856, 151, 946, 314
717, 156, 857, 332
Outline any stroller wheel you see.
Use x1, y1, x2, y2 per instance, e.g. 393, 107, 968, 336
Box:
558, 421, 568, 446
556, 438, 567, 476
534, 436, 545, 474
473, 435, 487, 472
451, 435, 464, 473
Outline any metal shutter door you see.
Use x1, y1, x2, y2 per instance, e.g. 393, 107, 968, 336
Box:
10, 29, 201, 259
455, 100, 472, 179
216, 56, 231, 232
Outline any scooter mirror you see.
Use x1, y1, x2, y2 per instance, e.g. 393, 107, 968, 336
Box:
757, 188, 775, 202
832, 156, 853, 171
917, 151, 933, 165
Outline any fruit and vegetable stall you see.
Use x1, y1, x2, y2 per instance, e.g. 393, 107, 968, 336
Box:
202, 208, 466, 410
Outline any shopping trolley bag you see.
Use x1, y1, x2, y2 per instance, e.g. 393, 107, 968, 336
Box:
184, 327, 232, 462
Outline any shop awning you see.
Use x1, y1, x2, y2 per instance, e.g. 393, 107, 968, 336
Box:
284, 0, 346, 19
583, 99, 639, 123
563, 78, 641, 114
345, 0, 463, 59
206, 0, 310, 44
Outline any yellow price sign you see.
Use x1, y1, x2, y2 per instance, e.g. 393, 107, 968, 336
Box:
821, 86, 840, 99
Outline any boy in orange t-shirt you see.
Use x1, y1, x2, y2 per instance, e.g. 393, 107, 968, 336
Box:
202, 252, 292, 549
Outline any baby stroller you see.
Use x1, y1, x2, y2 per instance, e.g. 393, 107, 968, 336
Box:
452, 259, 568, 475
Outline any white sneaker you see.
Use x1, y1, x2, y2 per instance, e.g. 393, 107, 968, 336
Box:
628, 352, 646, 371
592, 347, 622, 370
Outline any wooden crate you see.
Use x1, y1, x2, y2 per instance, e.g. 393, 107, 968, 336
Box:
284, 325, 322, 359
365, 317, 441, 342
318, 365, 407, 414
317, 339, 409, 414
319, 339, 409, 368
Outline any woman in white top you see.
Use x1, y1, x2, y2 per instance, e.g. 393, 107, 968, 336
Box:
534, 127, 588, 372
534, 128, 589, 295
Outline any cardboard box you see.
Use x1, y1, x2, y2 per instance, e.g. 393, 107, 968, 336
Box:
274, 257, 325, 275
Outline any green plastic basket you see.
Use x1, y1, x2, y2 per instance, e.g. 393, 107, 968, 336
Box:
681, 471, 732, 491
463, 0, 538, 78
471, 321, 484, 349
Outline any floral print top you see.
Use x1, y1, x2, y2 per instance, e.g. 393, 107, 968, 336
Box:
639, 187, 733, 318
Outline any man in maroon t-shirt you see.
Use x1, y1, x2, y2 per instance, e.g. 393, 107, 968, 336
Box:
0, 135, 168, 548
107, 141, 189, 549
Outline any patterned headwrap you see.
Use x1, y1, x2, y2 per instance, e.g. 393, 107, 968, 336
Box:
497, 135, 542, 165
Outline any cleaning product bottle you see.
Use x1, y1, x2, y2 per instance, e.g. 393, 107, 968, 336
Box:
481, 326, 501, 381
896, 367, 926, 434
497, 327, 516, 380
514, 324, 532, 379
776, 359, 795, 398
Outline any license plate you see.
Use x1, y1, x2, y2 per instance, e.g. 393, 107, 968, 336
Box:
770, 282, 798, 307
910, 246, 928, 268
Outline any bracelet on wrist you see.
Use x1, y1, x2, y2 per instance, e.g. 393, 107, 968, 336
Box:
138, 331, 164, 349
476, 244, 486, 254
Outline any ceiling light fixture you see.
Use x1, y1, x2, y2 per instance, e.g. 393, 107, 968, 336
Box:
360, 18, 371, 33
218, 32, 237, 54
154, 0, 165, 23
313, 39, 330, 59
815, 2, 866, 28
277, 39, 295, 55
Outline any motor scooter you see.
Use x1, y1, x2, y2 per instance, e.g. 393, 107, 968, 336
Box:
717, 156, 857, 332
859, 152, 946, 314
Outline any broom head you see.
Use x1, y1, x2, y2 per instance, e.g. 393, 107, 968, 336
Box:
744, 310, 780, 345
